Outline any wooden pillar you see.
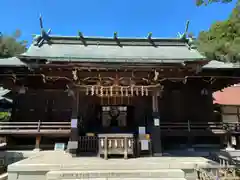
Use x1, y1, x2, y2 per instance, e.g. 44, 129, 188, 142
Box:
187, 136, 194, 151
35, 135, 41, 149
124, 137, 128, 159
151, 90, 162, 156
225, 132, 235, 150
236, 136, 240, 149
67, 89, 79, 157
187, 120, 194, 151
220, 135, 225, 149
104, 137, 108, 160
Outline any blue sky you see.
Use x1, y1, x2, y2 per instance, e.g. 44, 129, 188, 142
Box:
0, 0, 238, 44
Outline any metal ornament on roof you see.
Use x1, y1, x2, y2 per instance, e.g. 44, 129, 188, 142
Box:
113, 32, 122, 47
34, 15, 51, 47
177, 20, 189, 40
78, 31, 87, 46
147, 32, 156, 47
177, 20, 197, 50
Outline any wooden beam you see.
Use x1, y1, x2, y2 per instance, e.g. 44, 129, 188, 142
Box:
36, 62, 188, 70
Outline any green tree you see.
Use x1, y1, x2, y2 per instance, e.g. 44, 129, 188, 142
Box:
0, 30, 27, 58
196, 0, 232, 6
197, 0, 240, 62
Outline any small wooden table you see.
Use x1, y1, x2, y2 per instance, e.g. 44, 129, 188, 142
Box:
98, 133, 134, 159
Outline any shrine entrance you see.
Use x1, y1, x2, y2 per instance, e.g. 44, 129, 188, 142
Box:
68, 72, 163, 158
100, 105, 136, 134
75, 89, 155, 158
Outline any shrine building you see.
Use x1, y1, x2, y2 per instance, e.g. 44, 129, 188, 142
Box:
0, 18, 240, 158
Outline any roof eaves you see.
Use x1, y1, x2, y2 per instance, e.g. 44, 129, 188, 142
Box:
0, 88, 10, 97
0, 57, 27, 67
0, 97, 12, 103
17, 55, 206, 63
203, 60, 240, 69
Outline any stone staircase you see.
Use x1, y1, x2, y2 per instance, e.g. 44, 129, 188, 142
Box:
8, 151, 219, 180
46, 169, 187, 180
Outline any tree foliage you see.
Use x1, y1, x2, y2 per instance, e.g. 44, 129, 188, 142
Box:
0, 112, 11, 122
197, 0, 240, 62
196, 0, 232, 6
0, 30, 27, 58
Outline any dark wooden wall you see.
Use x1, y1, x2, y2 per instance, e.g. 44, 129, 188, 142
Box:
159, 80, 214, 122
11, 80, 214, 125
11, 90, 72, 122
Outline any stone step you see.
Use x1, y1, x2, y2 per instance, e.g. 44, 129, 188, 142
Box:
55, 179, 187, 180
46, 169, 185, 180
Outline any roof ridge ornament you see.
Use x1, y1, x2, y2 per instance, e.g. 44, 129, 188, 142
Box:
78, 31, 87, 46
114, 32, 118, 39
34, 14, 51, 47
147, 32, 156, 47
113, 32, 122, 47
147, 32, 152, 40
177, 20, 190, 40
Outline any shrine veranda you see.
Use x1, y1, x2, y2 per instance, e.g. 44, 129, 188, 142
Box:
0, 20, 240, 157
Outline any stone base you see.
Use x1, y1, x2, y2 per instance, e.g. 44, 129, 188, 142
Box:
153, 153, 162, 157
225, 147, 235, 151
32, 148, 41, 152
7, 151, 218, 180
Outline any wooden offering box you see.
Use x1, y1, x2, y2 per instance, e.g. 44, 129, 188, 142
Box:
98, 133, 134, 159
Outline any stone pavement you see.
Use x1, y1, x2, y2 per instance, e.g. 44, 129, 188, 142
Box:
7, 151, 219, 180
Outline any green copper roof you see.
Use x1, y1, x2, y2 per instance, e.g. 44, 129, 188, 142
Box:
18, 35, 206, 63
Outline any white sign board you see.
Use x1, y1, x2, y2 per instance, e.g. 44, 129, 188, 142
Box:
138, 126, 146, 134
71, 119, 78, 128
154, 118, 160, 126
140, 140, 149, 150
54, 143, 65, 151
232, 136, 236, 146
67, 141, 78, 150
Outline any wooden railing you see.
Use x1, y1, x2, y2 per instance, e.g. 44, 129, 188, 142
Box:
160, 121, 224, 131
0, 121, 71, 135
79, 136, 98, 153
160, 121, 240, 132
0, 121, 239, 135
